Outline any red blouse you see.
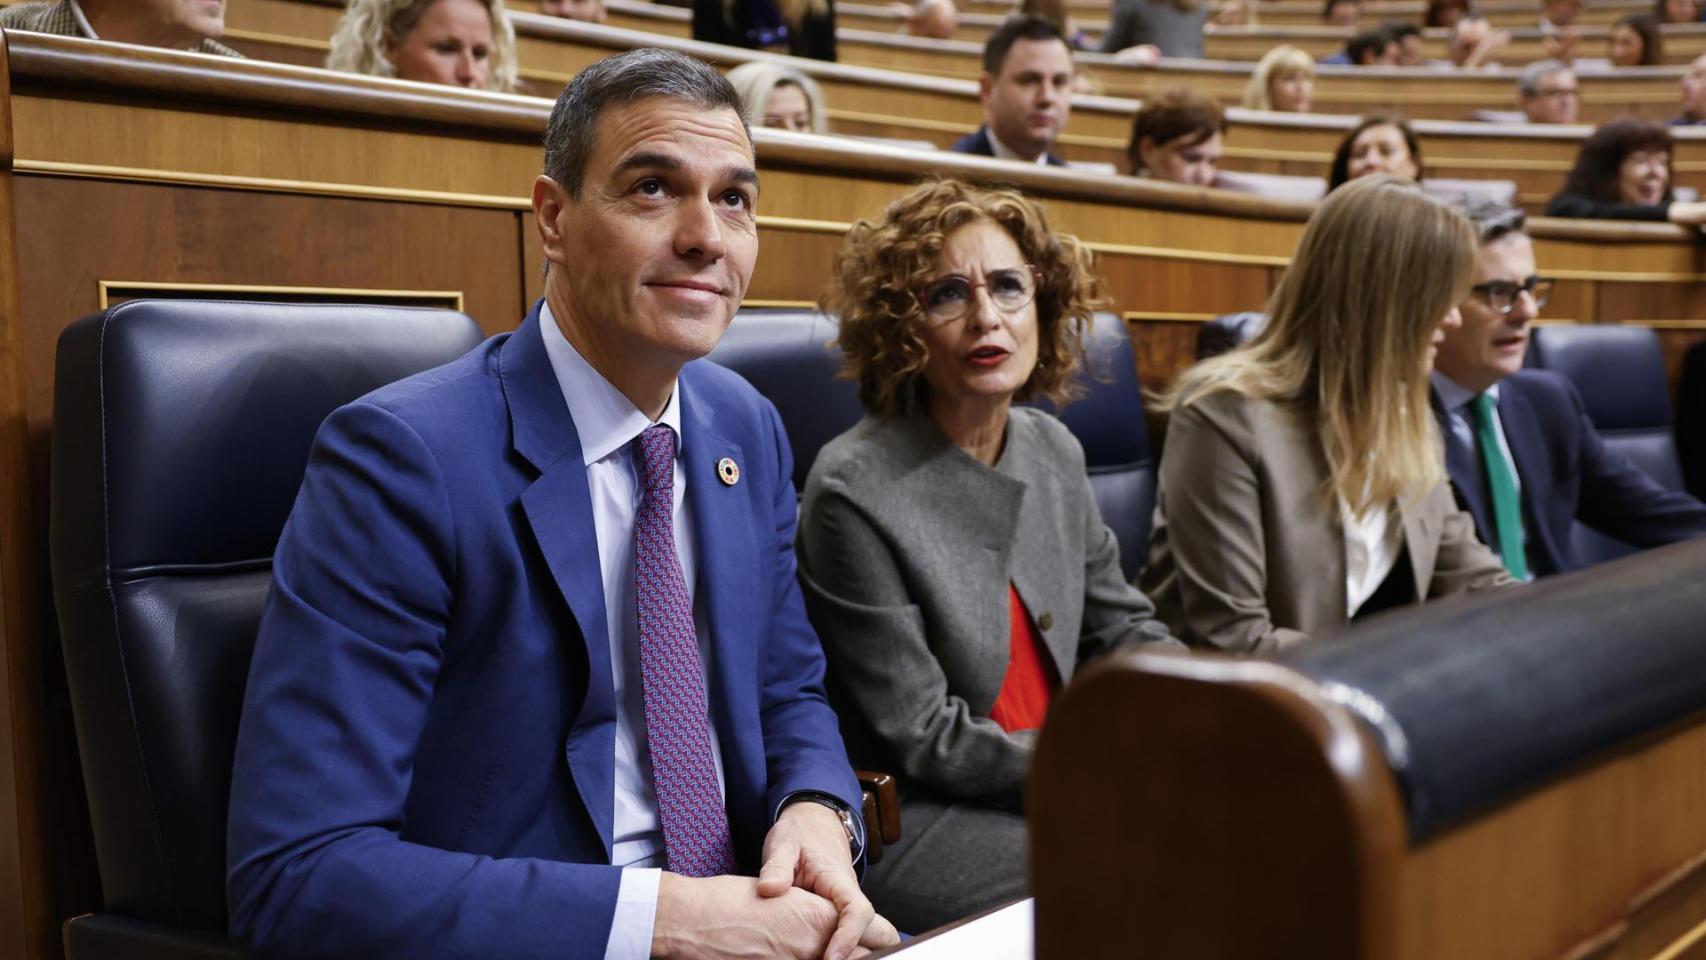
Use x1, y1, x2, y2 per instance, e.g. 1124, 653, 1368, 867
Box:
988, 584, 1061, 733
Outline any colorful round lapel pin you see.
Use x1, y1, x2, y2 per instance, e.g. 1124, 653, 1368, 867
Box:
717, 457, 741, 486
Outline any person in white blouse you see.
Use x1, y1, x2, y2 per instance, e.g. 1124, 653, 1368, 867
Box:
1140, 176, 1516, 653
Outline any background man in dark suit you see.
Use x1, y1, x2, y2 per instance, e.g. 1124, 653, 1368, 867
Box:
950, 16, 1073, 166
226, 49, 896, 960
1430, 204, 1706, 578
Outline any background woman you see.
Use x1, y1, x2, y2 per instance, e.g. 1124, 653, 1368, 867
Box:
1328, 112, 1422, 190
1128, 88, 1226, 185
1139, 176, 1514, 652
1608, 13, 1663, 66
327, 0, 518, 92
727, 61, 829, 132
1242, 45, 1316, 111
800, 179, 1179, 931
1546, 118, 1706, 221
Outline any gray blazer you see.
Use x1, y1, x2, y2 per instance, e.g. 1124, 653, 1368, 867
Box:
1139, 390, 1515, 654
797, 409, 1177, 804
1099, 0, 1209, 58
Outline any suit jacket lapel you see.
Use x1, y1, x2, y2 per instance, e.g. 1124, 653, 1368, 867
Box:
501, 301, 617, 858
1432, 386, 1494, 543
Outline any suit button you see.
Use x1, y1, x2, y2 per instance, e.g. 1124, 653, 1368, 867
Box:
1038, 612, 1053, 631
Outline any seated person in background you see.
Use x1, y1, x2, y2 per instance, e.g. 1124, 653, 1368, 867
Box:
1323, 0, 1363, 28
1386, 21, 1426, 66
1322, 27, 1399, 66
225, 48, 898, 960
1655, 0, 1701, 24
1328, 113, 1421, 190
540, 0, 607, 22
1449, 14, 1510, 68
894, 0, 958, 39
1140, 177, 1514, 653
1432, 204, 1706, 579
1127, 88, 1225, 186
1518, 59, 1579, 122
1100, 0, 1209, 59
1020, 0, 1092, 49
728, 61, 828, 132
1541, 0, 1585, 31
1608, 13, 1663, 66
800, 178, 1181, 931
694, 0, 837, 62
1427, 0, 1470, 28
328, 0, 518, 92
1209, 0, 1257, 29
1674, 51, 1706, 123
1243, 45, 1316, 111
1545, 118, 1706, 221
953, 16, 1072, 166
0, 0, 241, 56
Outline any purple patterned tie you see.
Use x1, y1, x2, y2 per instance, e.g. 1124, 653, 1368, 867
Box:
632, 424, 736, 877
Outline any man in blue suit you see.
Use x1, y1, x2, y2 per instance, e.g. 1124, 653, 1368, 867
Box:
1430, 204, 1706, 578
227, 49, 897, 960
949, 16, 1072, 167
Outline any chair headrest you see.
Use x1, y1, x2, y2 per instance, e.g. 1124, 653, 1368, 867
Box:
1526, 325, 1671, 430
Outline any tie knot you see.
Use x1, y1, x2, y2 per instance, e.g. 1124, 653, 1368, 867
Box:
635, 424, 678, 494
1471, 391, 1498, 422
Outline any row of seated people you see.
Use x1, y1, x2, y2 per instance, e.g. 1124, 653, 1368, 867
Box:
147, 43, 1706, 958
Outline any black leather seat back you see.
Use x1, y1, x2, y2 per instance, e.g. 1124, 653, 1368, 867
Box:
711, 309, 1155, 579
1285, 538, 1706, 841
1526, 325, 1685, 565
1195, 311, 1266, 361
51, 300, 484, 933
1674, 339, 1706, 501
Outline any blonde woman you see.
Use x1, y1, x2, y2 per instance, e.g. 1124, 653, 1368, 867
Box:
1243, 44, 1316, 111
327, 0, 519, 93
1139, 176, 1515, 653
726, 60, 829, 133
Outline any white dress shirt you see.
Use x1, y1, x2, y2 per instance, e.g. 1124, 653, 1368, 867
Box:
1340, 497, 1402, 617
539, 302, 727, 960
987, 127, 1052, 165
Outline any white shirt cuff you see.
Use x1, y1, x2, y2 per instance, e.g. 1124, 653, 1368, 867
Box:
601, 867, 661, 960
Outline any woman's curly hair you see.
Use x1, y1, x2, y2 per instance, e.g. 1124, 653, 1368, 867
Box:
823, 179, 1101, 417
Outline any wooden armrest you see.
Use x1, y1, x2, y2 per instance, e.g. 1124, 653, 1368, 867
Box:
855, 769, 902, 845
859, 790, 884, 864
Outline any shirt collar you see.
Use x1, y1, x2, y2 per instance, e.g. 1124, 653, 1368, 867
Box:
538, 299, 683, 466
68, 0, 98, 38
1431, 370, 1500, 412
985, 127, 1050, 166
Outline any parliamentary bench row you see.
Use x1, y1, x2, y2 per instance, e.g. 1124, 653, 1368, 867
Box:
953, 0, 1652, 29
1, 33, 1704, 959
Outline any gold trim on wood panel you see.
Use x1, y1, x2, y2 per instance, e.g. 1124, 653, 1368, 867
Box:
222, 28, 332, 52
1122, 311, 1220, 323
1621, 319, 1706, 330
825, 109, 969, 136
1650, 916, 1706, 960
15, 160, 532, 209
1547, 269, 1706, 283
99, 281, 466, 311
740, 299, 820, 308
754, 215, 856, 234
1089, 241, 1290, 267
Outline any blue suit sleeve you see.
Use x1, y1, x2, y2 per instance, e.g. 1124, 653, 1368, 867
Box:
749, 400, 864, 848
226, 400, 621, 960
1564, 385, 1706, 547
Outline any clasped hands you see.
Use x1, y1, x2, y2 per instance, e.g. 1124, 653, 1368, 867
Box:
652, 801, 900, 960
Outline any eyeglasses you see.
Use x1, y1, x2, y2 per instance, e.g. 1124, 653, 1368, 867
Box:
915, 266, 1040, 324
1469, 276, 1554, 314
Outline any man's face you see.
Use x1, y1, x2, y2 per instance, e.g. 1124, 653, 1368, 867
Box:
980, 37, 1073, 161
913, 2, 958, 39
541, 0, 607, 23
1522, 68, 1579, 123
540, 99, 759, 373
1325, 0, 1361, 26
1681, 54, 1706, 118
1544, 0, 1584, 26
1449, 17, 1487, 64
1397, 34, 1425, 66
1435, 233, 1539, 392
147, 0, 226, 41
1140, 132, 1223, 186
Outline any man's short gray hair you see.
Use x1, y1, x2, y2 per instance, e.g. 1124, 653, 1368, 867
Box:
1462, 201, 1527, 245
543, 49, 748, 198
1517, 58, 1569, 98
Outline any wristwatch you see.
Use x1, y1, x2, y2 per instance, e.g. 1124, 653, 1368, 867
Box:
787, 793, 863, 862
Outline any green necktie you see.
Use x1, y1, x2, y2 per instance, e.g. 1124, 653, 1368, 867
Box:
1470, 392, 1529, 580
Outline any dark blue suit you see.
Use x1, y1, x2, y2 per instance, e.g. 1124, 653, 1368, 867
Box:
226, 303, 861, 959
1434, 369, 1706, 577
948, 125, 1069, 167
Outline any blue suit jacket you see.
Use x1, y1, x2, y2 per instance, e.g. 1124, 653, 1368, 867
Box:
1433, 369, 1706, 577
227, 304, 861, 959
948, 125, 1069, 167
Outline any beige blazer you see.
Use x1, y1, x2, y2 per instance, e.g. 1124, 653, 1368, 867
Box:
1139, 389, 1514, 653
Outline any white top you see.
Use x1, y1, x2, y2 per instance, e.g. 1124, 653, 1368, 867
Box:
1341, 496, 1403, 617
987, 127, 1052, 165
539, 301, 728, 960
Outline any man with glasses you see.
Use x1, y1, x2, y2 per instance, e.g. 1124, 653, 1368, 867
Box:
1518, 59, 1579, 124
1430, 204, 1706, 579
